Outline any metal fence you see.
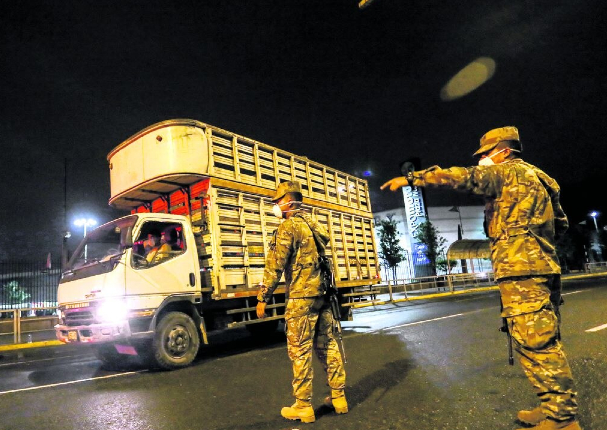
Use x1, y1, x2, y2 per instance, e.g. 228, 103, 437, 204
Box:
379, 251, 494, 282
584, 261, 607, 273
385, 271, 496, 295
0, 259, 61, 314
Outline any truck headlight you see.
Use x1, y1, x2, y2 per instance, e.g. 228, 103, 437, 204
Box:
96, 300, 129, 323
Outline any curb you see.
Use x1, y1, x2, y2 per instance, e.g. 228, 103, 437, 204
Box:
0, 340, 64, 352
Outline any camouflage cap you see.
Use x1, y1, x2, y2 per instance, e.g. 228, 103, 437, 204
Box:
272, 181, 302, 202
474, 126, 520, 156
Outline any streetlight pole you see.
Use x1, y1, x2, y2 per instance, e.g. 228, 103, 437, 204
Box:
449, 206, 464, 238
590, 211, 599, 231
589, 211, 603, 263
449, 206, 468, 274
74, 218, 97, 260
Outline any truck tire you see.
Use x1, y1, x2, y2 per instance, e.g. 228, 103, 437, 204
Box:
92, 343, 130, 369
152, 312, 200, 370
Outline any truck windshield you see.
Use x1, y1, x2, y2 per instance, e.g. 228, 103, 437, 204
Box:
66, 215, 137, 271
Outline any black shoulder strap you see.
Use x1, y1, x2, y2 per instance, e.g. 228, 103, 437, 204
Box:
295, 213, 325, 256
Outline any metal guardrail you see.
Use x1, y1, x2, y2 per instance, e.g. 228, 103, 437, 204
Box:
383, 272, 496, 302
0, 260, 61, 311
0, 305, 58, 344
584, 262, 607, 273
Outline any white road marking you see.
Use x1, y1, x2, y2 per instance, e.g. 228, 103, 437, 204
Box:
586, 323, 607, 333
563, 291, 583, 295
378, 312, 466, 332
0, 370, 145, 395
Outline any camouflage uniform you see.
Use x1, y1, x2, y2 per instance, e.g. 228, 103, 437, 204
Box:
408, 157, 578, 421
257, 211, 346, 405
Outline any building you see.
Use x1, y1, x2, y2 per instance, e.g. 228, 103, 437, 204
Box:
374, 204, 489, 278
426, 206, 486, 244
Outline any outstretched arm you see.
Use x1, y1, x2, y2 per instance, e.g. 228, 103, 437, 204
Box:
380, 176, 410, 191
381, 165, 500, 197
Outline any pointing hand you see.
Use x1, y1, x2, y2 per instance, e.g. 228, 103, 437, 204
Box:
380, 176, 410, 191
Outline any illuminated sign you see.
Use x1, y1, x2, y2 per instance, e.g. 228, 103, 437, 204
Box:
403, 186, 430, 265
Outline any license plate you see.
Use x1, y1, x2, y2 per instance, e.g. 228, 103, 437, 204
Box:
67, 330, 78, 341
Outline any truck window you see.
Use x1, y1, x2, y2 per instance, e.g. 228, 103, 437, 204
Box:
66, 215, 136, 272
132, 221, 186, 269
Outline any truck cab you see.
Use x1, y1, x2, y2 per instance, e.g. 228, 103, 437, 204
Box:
56, 213, 203, 368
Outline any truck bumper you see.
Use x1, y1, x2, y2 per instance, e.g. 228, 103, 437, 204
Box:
55, 321, 132, 344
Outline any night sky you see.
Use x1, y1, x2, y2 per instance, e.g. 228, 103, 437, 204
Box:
1, 0, 606, 261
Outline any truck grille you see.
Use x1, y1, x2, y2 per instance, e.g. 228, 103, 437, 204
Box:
64, 310, 95, 326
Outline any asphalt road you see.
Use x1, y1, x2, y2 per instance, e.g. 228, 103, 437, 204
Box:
0, 278, 606, 430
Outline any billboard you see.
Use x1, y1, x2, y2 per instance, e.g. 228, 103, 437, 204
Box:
400, 158, 432, 277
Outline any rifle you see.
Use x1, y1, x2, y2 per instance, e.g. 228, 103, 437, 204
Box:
321, 255, 347, 364
499, 299, 514, 366
298, 214, 347, 363
549, 275, 564, 341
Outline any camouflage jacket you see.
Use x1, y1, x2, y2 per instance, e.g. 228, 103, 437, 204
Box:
410, 159, 568, 281
257, 212, 330, 303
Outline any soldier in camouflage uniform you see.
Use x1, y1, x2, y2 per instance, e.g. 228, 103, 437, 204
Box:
381, 127, 581, 430
256, 181, 347, 424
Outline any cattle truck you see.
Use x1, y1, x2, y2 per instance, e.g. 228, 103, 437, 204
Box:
55, 119, 381, 369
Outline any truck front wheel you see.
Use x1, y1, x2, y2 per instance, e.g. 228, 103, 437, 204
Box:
92, 343, 130, 369
152, 312, 200, 370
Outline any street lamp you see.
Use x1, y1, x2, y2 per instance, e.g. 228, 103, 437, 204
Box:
449, 206, 467, 274
588, 211, 603, 263
590, 211, 599, 231
449, 206, 464, 238
74, 218, 97, 260
74, 218, 97, 237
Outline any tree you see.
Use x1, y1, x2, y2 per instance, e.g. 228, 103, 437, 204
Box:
436, 257, 457, 275
414, 220, 447, 275
2, 280, 31, 304
376, 215, 405, 283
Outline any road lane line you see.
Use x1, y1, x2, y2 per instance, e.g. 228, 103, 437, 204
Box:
585, 323, 607, 333
378, 312, 466, 332
563, 291, 583, 295
0, 370, 146, 396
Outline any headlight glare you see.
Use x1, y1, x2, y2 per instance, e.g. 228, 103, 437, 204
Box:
96, 300, 128, 323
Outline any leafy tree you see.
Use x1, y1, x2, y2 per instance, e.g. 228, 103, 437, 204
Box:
2, 280, 31, 304
377, 215, 405, 283
414, 220, 447, 275
436, 257, 457, 275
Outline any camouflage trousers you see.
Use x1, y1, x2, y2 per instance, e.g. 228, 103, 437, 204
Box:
499, 276, 578, 421
284, 296, 346, 404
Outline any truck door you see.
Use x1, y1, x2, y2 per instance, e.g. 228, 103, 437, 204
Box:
126, 220, 199, 300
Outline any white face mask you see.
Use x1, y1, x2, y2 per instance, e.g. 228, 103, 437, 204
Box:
478, 148, 507, 166
272, 203, 285, 219
272, 201, 302, 219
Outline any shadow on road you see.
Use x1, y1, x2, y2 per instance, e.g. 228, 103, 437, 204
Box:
349, 358, 415, 407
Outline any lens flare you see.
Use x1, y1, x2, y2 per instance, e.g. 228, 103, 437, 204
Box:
440, 57, 496, 101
